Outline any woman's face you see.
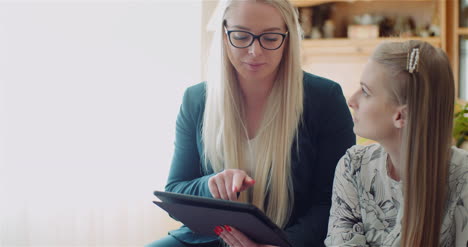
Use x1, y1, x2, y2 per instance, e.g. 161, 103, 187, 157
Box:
348, 60, 402, 142
224, 1, 287, 83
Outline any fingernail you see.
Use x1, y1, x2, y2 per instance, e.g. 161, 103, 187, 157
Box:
224, 225, 232, 232
233, 186, 238, 193
216, 226, 223, 233
213, 227, 220, 236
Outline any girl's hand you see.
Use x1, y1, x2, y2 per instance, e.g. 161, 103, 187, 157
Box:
215, 225, 278, 247
208, 169, 255, 201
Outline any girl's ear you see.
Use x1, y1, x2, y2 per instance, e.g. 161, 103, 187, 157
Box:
393, 105, 407, 129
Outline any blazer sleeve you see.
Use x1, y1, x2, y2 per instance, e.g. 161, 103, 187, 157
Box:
165, 85, 214, 197
285, 83, 356, 246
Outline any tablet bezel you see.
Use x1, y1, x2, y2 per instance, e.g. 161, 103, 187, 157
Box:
153, 190, 291, 247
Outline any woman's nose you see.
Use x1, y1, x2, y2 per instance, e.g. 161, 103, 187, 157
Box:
348, 91, 358, 109
248, 39, 263, 56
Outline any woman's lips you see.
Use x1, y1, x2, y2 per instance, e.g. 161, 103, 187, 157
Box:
244, 62, 265, 71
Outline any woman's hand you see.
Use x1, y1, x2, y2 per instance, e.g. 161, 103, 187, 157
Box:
208, 169, 255, 201
215, 225, 278, 247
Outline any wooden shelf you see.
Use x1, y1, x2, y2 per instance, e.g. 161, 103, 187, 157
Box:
302, 37, 441, 55
292, 0, 434, 8
291, 0, 333, 7
302, 36, 440, 45
459, 28, 468, 35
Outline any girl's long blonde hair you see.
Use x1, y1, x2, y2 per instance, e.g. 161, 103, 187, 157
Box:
372, 40, 455, 246
202, 0, 303, 228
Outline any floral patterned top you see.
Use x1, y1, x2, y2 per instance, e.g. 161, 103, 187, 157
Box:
325, 144, 468, 247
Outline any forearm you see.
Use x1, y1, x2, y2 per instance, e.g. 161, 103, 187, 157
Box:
166, 173, 215, 198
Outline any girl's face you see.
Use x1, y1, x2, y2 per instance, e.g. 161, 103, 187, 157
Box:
224, 1, 287, 83
348, 60, 402, 142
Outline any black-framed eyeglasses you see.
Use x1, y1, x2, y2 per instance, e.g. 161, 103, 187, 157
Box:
224, 27, 288, 50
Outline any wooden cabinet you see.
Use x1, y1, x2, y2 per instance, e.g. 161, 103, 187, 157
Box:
293, 0, 446, 99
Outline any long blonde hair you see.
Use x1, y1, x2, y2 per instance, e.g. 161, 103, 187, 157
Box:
202, 0, 303, 228
372, 40, 454, 246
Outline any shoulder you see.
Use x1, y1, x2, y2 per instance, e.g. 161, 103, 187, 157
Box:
448, 146, 468, 184
302, 71, 343, 98
334, 144, 385, 193
176, 82, 206, 127
338, 144, 384, 172
301, 71, 350, 124
180, 82, 206, 114
183, 82, 206, 103
450, 146, 468, 167
447, 147, 468, 218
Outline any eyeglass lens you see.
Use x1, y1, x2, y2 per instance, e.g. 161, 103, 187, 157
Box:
229, 31, 284, 50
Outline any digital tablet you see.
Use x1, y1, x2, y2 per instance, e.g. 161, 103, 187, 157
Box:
153, 190, 292, 247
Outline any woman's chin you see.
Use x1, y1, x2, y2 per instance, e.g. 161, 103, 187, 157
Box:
353, 126, 359, 135
353, 127, 369, 140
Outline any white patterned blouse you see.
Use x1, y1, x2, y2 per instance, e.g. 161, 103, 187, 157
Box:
325, 144, 468, 247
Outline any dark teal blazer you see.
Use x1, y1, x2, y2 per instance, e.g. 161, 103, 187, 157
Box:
164, 72, 355, 247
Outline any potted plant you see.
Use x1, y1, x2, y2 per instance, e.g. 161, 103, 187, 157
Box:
453, 102, 468, 150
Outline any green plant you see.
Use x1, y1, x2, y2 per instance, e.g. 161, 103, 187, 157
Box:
453, 102, 468, 148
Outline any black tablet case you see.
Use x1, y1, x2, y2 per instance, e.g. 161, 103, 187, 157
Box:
153, 190, 292, 247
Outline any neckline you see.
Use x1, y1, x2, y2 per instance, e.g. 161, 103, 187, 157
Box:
383, 151, 402, 184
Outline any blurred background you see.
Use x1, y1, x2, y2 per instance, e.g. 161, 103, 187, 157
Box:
0, 0, 206, 246
0, 0, 467, 246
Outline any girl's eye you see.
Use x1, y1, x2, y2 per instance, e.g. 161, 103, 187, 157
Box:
361, 88, 369, 97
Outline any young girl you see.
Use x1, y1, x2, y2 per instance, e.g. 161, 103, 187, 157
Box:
147, 0, 355, 246
325, 40, 468, 246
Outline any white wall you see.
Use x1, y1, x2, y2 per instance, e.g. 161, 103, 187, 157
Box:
0, 0, 201, 246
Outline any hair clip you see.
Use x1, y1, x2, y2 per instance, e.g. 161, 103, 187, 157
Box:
407, 48, 420, 73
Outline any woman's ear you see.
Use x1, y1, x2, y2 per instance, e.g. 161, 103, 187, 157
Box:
393, 105, 407, 129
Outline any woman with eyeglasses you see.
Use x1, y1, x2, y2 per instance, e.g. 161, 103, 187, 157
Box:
146, 0, 355, 246
325, 40, 468, 247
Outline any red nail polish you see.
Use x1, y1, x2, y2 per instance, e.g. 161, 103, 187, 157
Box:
216, 226, 223, 233
213, 228, 220, 236
225, 225, 232, 232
